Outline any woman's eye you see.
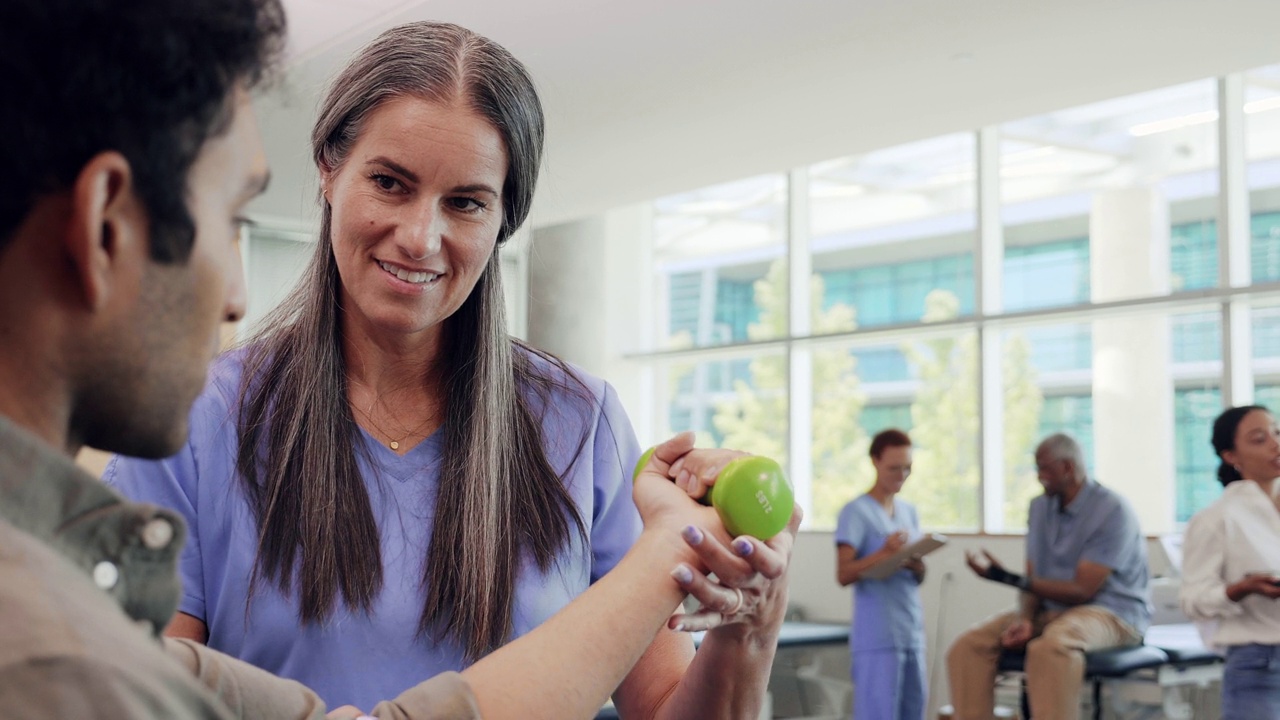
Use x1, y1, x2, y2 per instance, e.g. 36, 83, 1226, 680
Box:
371, 174, 400, 191
449, 197, 486, 212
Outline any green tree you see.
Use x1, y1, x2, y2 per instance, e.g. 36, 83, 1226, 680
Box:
711, 259, 870, 527
675, 270, 1044, 531
897, 289, 1044, 530
1001, 331, 1044, 528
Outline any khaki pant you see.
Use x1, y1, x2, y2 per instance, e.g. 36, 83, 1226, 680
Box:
945, 606, 1142, 720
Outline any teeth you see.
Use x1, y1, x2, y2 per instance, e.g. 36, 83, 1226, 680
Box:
379, 261, 438, 285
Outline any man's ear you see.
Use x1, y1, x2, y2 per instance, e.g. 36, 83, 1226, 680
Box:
64, 151, 146, 311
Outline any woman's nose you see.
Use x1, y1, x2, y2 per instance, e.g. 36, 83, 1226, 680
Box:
402, 203, 443, 259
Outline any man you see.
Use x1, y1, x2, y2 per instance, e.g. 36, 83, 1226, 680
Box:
945, 433, 1151, 720
0, 0, 775, 717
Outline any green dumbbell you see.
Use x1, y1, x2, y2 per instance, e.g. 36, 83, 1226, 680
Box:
633, 447, 794, 539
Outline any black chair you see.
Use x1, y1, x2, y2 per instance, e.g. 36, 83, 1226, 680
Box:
997, 644, 1169, 720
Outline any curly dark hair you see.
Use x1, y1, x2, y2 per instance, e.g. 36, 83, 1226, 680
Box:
0, 0, 286, 260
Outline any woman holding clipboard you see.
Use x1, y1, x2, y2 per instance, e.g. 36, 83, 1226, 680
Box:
835, 428, 929, 720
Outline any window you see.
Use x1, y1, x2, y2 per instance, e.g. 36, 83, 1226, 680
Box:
655, 350, 788, 460
1001, 79, 1219, 307
634, 68, 1280, 534
653, 175, 787, 349
809, 330, 980, 531
243, 225, 313, 332
1175, 387, 1223, 522
809, 134, 976, 330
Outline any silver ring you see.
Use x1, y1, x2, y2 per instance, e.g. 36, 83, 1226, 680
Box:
725, 586, 744, 615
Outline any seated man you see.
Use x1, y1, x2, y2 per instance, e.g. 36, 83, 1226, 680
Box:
0, 0, 769, 717
946, 433, 1152, 720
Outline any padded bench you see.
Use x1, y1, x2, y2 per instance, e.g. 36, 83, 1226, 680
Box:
998, 644, 1170, 720
997, 623, 1223, 720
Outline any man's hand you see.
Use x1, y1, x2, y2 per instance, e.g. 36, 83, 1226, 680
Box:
632, 432, 721, 535
1000, 618, 1034, 650
964, 549, 1002, 578
965, 549, 1031, 591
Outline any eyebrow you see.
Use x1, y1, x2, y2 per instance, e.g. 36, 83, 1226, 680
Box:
368, 157, 500, 197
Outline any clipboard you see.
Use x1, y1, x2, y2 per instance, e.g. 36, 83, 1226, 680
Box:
861, 533, 948, 580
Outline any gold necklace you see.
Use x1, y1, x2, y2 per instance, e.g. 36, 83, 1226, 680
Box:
353, 400, 434, 451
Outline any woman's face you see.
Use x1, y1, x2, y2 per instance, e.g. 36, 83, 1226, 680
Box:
320, 95, 508, 340
1225, 409, 1280, 483
872, 445, 913, 495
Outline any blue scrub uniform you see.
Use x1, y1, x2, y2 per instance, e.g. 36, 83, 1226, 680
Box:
835, 495, 927, 720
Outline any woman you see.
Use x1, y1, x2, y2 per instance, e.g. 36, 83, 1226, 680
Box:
1181, 404, 1280, 720
106, 21, 794, 719
834, 428, 926, 720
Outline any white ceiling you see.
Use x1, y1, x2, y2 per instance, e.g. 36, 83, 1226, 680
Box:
254, 0, 1280, 231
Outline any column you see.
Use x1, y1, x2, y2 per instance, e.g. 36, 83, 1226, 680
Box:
1090, 188, 1175, 534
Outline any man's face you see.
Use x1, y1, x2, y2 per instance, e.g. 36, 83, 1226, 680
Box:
109, 88, 267, 456
1035, 448, 1072, 497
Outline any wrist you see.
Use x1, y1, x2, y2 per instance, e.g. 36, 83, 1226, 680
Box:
988, 566, 1031, 591
636, 525, 703, 576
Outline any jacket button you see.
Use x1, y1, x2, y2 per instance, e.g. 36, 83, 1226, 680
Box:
93, 560, 119, 590
141, 518, 174, 550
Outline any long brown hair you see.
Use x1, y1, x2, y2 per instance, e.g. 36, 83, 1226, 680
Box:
236, 21, 588, 661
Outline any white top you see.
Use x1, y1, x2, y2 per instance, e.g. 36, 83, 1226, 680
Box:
1180, 479, 1280, 650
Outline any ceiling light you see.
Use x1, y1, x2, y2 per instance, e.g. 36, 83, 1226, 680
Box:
1245, 97, 1280, 114
1128, 110, 1218, 137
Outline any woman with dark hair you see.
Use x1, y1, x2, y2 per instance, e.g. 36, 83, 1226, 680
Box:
106, 20, 796, 718
834, 428, 927, 720
1181, 404, 1280, 719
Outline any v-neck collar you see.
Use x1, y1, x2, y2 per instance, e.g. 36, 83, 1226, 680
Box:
356, 425, 444, 482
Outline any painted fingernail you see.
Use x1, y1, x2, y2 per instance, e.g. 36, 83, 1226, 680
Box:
733, 538, 754, 556
682, 525, 703, 545
671, 564, 694, 584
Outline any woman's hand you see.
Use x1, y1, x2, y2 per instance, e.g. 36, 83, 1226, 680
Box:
661, 446, 801, 635
903, 554, 926, 582
666, 504, 801, 634
1228, 573, 1280, 602
880, 530, 908, 556
632, 436, 801, 635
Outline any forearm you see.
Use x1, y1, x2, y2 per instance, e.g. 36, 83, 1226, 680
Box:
836, 548, 893, 585
461, 529, 696, 720
163, 638, 330, 719
652, 598, 784, 720
1027, 577, 1095, 606
1018, 590, 1040, 620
